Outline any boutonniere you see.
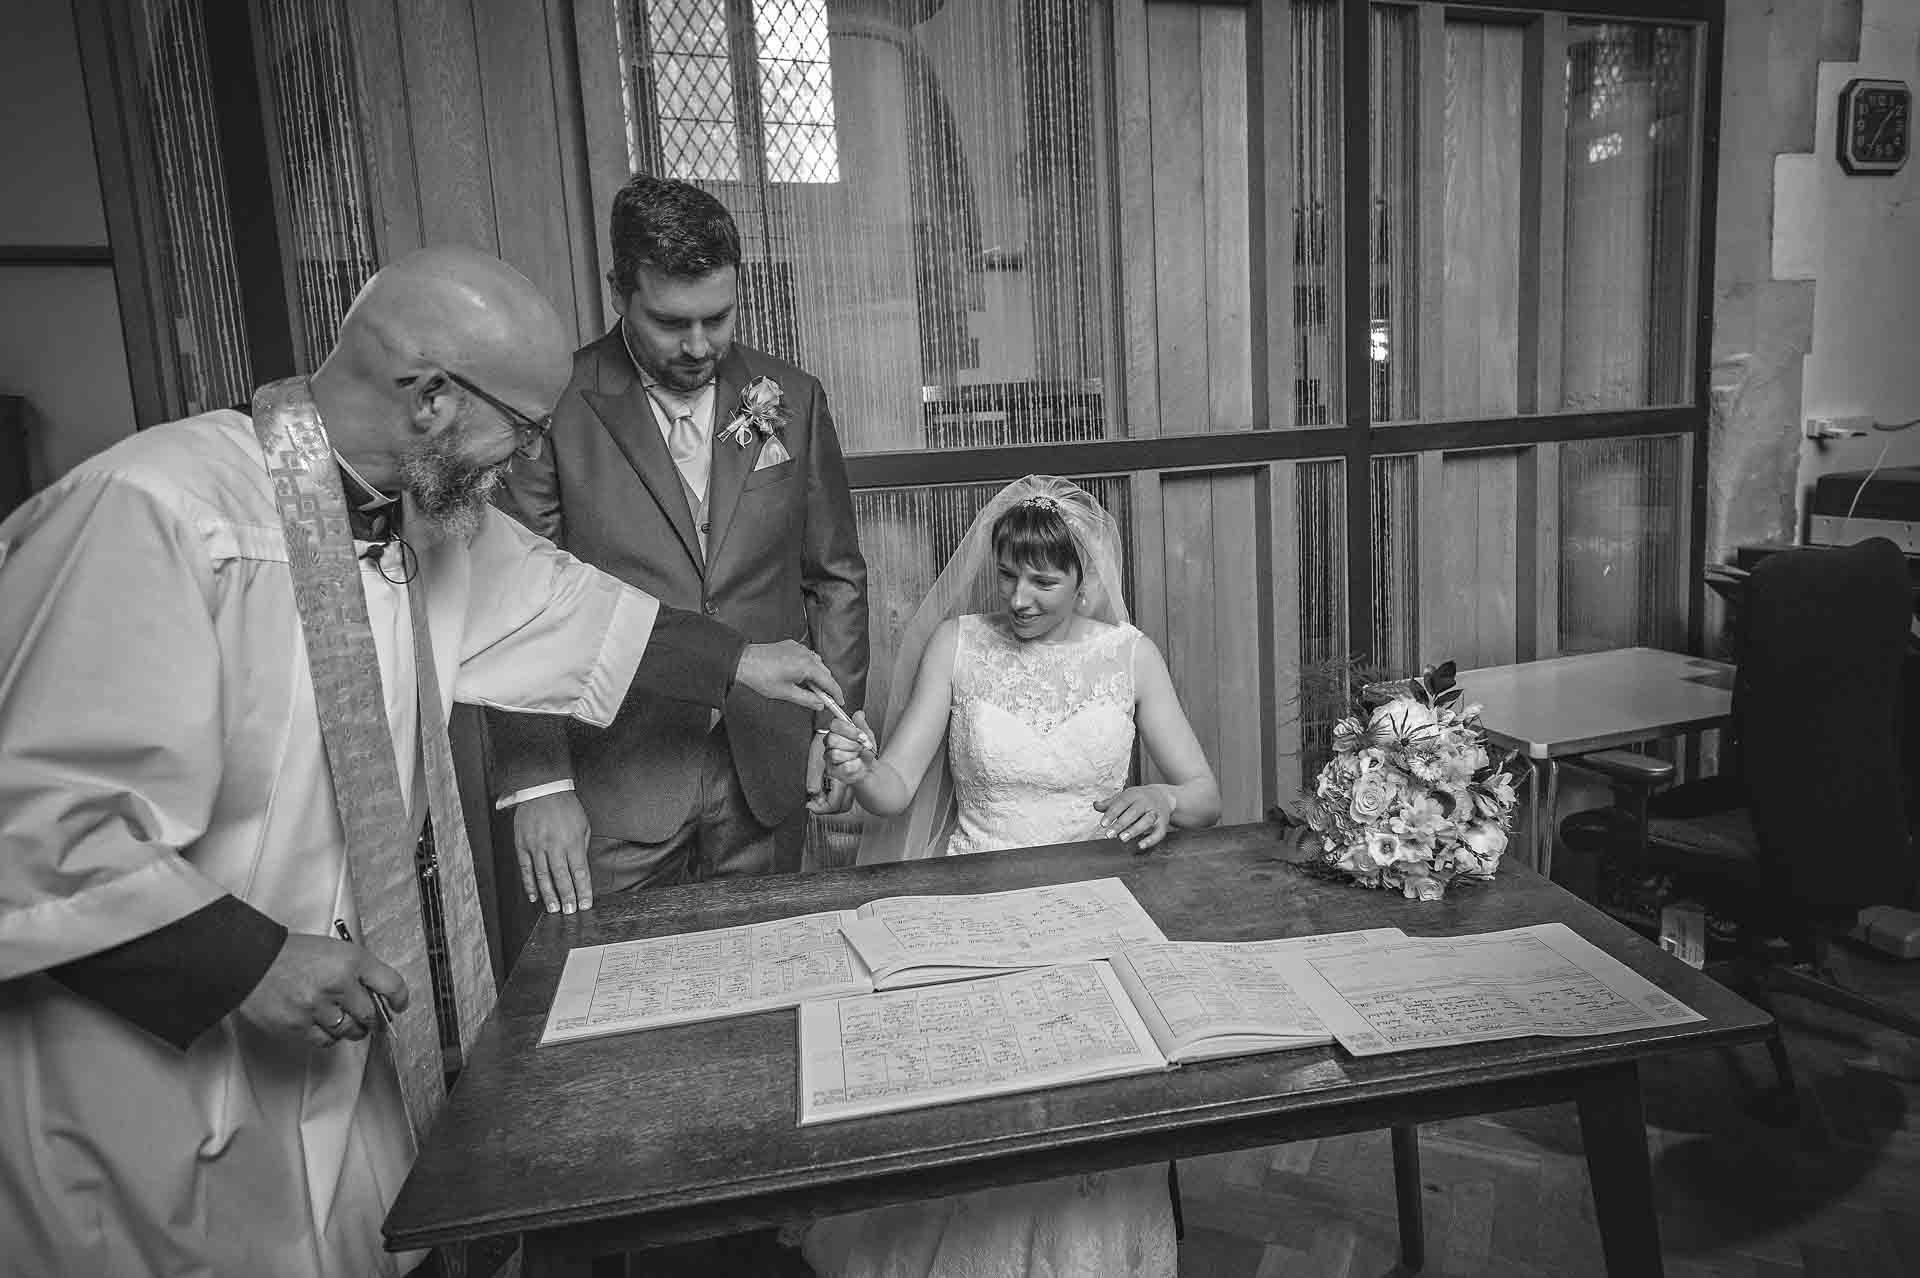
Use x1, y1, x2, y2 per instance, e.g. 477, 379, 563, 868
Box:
719, 375, 788, 449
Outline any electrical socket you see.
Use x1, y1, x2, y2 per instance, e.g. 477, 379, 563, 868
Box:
1805, 415, 1874, 440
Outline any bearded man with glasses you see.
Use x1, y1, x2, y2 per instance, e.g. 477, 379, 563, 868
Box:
0, 245, 840, 1278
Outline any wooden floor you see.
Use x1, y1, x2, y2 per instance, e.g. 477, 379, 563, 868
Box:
1176, 875, 1920, 1276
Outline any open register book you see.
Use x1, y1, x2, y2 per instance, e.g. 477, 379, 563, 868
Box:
797, 929, 1403, 1124
798, 922, 1707, 1124
539, 877, 1166, 1046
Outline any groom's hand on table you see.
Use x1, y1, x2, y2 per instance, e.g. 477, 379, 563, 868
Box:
515, 790, 594, 914
1096, 785, 1177, 850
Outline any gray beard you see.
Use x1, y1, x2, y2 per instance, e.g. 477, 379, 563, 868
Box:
397, 430, 505, 541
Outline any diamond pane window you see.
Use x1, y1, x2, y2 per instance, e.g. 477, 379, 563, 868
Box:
629, 0, 839, 185
756, 0, 839, 182
645, 0, 739, 182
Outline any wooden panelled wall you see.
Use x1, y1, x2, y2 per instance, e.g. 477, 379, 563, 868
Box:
343, 0, 605, 341
329, 0, 1698, 837
1115, 2, 1295, 819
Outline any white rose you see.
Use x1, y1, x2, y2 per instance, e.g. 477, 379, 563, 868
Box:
1349, 773, 1396, 824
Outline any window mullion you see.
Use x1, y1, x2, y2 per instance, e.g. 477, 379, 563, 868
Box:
1686, 1, 1725, 657
727, 0, 764, 189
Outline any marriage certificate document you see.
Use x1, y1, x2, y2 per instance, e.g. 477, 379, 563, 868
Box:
798, 961, 1166, 1124
839, 877, 1168, 988
540, 911, 871, 1045
1279, 922, 1704, 1056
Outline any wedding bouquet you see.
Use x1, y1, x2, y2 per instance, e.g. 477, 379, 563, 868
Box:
1294, 661, 1523, 901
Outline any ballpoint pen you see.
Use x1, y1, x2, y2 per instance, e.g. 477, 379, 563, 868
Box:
810, 682, 876, 752
332, 919, 396, 1031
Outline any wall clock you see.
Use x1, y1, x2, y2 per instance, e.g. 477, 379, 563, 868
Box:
1838, 77, 1910, 176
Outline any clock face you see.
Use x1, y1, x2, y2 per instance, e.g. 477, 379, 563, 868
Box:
1839, 78, 1910, 175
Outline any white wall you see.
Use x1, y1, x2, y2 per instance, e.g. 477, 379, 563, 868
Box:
1778, 0, 1920, 506
0, 0, 136, 490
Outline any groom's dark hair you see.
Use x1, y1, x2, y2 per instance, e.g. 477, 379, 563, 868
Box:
607, 174, 742, 296
992, 502, 1083, 580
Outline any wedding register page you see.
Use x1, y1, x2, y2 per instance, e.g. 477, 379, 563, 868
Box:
539, 878, 1164, 1046
1278, 922, 1705, 1056
839, 877, 1169, 988
540, 910, 870, 1045
798, 961, 1166, 1124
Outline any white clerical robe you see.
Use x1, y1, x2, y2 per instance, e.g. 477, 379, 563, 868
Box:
0, 411, 661, 1277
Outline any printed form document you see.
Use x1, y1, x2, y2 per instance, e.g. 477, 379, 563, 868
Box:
540, 878, 1163, 1045
541, 911, 870, 1045
1278, 922, 1704, 1056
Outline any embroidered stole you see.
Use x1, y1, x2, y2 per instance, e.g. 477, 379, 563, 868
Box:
251, 376, 496, 1141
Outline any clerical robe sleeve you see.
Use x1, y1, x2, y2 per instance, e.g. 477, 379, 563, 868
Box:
0, 474, 234, 981
452, 508, 743, 721
48, 895, 286, 1049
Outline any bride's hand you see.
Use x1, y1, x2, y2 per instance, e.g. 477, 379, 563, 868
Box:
824, 711, 877, 785
1095, 785, 1176, 849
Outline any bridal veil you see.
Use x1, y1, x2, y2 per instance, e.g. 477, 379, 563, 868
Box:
855, 475, 1130, 865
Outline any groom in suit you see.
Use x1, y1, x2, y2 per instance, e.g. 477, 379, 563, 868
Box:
490, 175, 868, 912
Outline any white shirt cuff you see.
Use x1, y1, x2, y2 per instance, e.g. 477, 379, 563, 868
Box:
494, 779, 577, 810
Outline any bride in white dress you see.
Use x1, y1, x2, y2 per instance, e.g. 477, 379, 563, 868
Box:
802, 476, 1221, 1278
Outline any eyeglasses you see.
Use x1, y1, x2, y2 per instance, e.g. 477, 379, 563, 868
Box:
439, 370, 553, 461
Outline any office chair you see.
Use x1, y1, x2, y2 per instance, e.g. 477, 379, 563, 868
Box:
1560, 537, 1919, 1110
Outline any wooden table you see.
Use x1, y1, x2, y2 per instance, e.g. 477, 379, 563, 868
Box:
1461, 647, 1735, 878
384, 824, 1771, 1277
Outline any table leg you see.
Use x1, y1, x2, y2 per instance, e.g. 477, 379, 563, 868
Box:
1523, 760, 1545, 872
520, 1230, 594, 1278
1391, 1123, 1425, 1271
1538, 759, 1561, 883
1575, 1063, 1664, 1278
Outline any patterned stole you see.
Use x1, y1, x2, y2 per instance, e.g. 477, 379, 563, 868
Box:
250, 377, 496, 1142
406, 564, 499, 1065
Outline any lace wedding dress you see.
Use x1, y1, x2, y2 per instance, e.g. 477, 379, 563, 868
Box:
802, 614, 1177, 1278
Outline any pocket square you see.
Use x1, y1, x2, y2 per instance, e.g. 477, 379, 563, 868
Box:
753, 436, 792, 470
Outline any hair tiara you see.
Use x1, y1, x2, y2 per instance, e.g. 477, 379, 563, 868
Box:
1020, 493, 1064, 513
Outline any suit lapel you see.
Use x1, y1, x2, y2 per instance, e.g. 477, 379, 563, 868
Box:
580, 338, 704, 572
702, 349, 758, 568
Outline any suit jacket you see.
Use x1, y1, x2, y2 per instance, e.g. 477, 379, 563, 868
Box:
489, 332, 869, 841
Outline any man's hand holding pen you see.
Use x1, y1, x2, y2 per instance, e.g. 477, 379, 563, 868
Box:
331, 920, 398, 1034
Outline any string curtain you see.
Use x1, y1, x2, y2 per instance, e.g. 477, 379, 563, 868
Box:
1293, 458, 1348, 790
257, 0, 381, 372
1562, 21, 1695, 410
620, 0, 1116, 455
1368, 2, 1418, 424
135, 0, 253, 414
1291, 0, 1342, 426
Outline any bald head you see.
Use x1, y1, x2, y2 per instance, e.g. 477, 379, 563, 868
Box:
328, 246, 572, 411
310, 247, 574, 523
